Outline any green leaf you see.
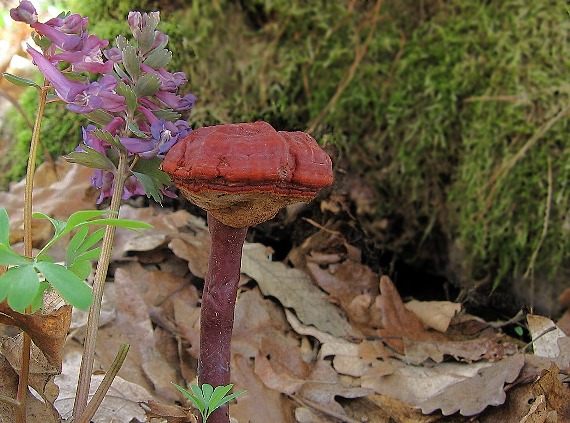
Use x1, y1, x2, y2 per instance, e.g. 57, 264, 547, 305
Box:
0, 208, 11, 245
65, 144, 115, 171
85, 109, 114, 126
132, 171, 162, 203
123, 45, 141, 81
134, 73, 161, 98
116, 80, 137, 113
209, 384, 233, 407
35, 262, 93, 310
128, 122, 150, 138
73, 247, 101, 262
32, 212, 66, 236
69, 260, 93, 280
132, 156, 173, 203
212, 389, 246, 411
30, 281, 50, 313
152, 109, 182, 122
66, 210, 111, 231
201, 384, 214, 404
0, 265, 40, 312
172, 383, 206, 414
66, 226, 89, 263
143, 48, 172, 68
91, 128, 125, 151
75, 228, 106, 255
0, 246, 30, 266
2, 72, 40, 89
79, 218, 152, 231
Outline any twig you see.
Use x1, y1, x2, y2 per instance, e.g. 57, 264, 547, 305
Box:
487, 309, 526, 328
523, 156, 553, 312
301, 217, 342, 235
75, 344, 130, 423
289, 394, 362, 423
306, 0, 383, 134
520, 326, 557, 353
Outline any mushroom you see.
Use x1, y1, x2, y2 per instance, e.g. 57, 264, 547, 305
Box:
162, 121, 333, 423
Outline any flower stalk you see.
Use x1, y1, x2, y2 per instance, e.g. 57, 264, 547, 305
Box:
16, 82, 48, 423
73, 148, 129, 418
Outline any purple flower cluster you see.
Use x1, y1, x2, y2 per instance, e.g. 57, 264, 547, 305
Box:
10, 1, 195, 203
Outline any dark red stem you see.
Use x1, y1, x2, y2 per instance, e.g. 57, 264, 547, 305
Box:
199, 213, 248, 423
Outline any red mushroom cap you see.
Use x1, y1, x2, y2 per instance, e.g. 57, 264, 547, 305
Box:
161, 121, 333, 227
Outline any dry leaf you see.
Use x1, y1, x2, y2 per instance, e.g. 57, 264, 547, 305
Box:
114, 265, 179, 401
377, 276, 447, 353
364, 360, 490, 406
519, 395, 558, 423
403, 336, 518, 365
141, 400, 197, 423
404, 300, 461, 333
233, 290, 310, 395
0, 301, 71, 367
55, 348, 152, 422
0, 354, 60, 422
298, 359, 371, 417
230, 354, 295, 423
527, 314, 567, 358
531, 362, 570, 421
241, 243, 355, 338
419, 354, 525, 416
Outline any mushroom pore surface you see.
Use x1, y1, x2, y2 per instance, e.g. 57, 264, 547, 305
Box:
162, 121, 333, 227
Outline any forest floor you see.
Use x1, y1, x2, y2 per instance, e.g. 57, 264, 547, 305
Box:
0, 159, 568, 423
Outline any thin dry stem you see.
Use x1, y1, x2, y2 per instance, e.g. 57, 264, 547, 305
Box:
15, 83, 48, 423
73, 149, 130, 418
75, 344, 130, 423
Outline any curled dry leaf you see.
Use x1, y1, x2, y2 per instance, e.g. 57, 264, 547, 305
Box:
376, 275, 447, 353
404, 300, 461, 333
419, 353, 525, 416
0, 301, 71, 368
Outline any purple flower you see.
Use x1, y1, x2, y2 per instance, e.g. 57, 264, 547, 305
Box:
30, 21, 81, 51
10, 0, 38, 24
155, 91, 196, 111
53, 34, 112, 74
103, 47, 122, 63
141, 64, 187, 92
27, 46, 85, 100
123, 175, 146, 199
127, 11, 160, 33
48, 14, 88, 34
68, 75, 127, 114
28, 47, 125, 113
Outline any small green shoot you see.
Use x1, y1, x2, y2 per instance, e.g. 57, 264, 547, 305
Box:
172, 382, 245, 422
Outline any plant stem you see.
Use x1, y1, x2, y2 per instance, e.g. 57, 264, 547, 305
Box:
76, 344, 130, 423
199, 214, 247, 423
16, 84, 48, 423
73, 149, 130, 419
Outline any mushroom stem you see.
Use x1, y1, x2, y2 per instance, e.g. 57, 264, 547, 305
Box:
199, 213, 248, 423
